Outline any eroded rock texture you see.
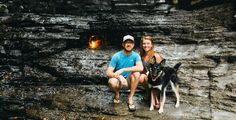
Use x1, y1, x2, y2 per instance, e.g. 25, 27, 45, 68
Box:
0, 0, 236, 119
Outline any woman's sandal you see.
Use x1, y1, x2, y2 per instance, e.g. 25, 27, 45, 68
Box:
127, 102, 136, 112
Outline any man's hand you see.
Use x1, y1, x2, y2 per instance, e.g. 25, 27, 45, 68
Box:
107, 67, 120, 78
114, 68, 125, 76
112, 73, 120, 78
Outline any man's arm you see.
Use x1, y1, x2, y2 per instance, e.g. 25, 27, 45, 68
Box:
106, 67, 119, 78
124, 61, 143, 72
115, 61, 143, 75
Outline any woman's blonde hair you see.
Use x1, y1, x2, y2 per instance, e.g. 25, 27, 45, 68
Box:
139, 35, 155, 58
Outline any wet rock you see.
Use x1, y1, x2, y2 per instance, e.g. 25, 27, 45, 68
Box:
0, 1, 236, 119
210, 63, 229, 77
212, 109, 236, 120
0, 4, 9, 16
0, 85, 215, 119
0, 45, 6, 54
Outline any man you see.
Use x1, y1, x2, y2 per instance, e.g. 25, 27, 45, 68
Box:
106, 35, 143, 112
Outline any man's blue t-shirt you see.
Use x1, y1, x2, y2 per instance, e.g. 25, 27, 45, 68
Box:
109, 51, 141, 78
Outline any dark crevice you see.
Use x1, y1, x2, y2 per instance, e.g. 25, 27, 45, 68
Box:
0, 97, 26, 120
206, 56, 221, 64
226, 56, 236, 63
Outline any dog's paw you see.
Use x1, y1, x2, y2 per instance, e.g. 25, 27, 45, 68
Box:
149, 107, 154, 111
175, 103, 179, 108
158, 108, 163, 113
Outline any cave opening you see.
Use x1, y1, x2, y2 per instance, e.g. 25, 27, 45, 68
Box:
80, 30, 141, 50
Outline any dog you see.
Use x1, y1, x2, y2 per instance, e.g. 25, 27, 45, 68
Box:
144, 57, 181, 113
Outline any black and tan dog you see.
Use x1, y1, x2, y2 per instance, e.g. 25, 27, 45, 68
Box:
144, 57, 181, 113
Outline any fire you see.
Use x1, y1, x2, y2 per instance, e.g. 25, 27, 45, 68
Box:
89, 36, 101, 49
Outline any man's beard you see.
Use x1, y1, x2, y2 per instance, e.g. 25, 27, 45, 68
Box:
124, 47, 133, 52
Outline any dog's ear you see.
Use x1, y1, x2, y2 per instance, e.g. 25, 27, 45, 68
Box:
153, 56, 156, 61
174, 62, 181, 71
160, 59, 166, 65
152, 56, 157, 64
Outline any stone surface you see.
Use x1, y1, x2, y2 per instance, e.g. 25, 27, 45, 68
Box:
0, 0, 236, 119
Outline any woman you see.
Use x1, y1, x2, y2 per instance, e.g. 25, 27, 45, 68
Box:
139, 35, 163, 102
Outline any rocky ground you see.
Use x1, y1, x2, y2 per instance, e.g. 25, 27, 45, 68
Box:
4, 84, 234, 120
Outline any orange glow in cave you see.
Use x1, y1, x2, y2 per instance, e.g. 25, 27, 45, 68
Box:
89, 36, 101, 49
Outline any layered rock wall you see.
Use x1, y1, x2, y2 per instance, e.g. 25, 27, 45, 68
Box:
0, 0, 236, 119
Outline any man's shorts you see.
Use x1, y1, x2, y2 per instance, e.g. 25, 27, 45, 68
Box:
118, 75, 132, 89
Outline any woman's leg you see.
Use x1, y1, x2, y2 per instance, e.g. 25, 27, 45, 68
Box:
139, 74, 148, 90
139, 74, 150, 100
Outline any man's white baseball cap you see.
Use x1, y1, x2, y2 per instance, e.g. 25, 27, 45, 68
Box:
123, 35, 134, 42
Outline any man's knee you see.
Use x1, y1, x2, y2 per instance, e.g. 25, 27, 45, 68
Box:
130, 72, 140, 84
108, 78, 119, 88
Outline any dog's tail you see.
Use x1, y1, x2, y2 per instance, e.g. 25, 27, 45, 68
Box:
174, 62, 181, 70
